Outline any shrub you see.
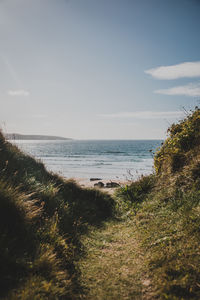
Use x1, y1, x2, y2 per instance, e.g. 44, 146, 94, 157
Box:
154, 107, 200, 174
116, 174, 155, 210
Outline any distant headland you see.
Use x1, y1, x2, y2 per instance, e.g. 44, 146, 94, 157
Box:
5, 133, 72, 140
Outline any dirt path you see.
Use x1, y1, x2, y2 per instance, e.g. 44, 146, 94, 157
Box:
78, 219, 152, 299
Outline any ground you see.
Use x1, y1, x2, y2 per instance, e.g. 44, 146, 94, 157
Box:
79, 218, 153, 300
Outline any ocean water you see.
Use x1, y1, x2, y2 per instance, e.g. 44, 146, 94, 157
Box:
14, 140, 162, 181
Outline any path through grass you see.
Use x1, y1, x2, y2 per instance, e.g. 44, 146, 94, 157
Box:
79, 218, 152, 299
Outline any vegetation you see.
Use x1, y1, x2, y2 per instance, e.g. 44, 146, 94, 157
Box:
0, 131, 114, 299
79, 108, 200, 299
154, 106, 200, 175
115, 107, 200, 299
79, 219, 145, 300
115, 174, 155, 211
1, 107, 200, 299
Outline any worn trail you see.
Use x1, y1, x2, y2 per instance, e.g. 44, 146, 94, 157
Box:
79, 219, 152, 300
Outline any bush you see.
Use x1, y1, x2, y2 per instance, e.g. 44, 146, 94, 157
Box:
116, 174, 155, 210
154, 107, 200, 174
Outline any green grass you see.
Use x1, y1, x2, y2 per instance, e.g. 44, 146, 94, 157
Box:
79, 219, 147, 300
0, 132, 115, 299
78, 108, 200, 299
134, 189, 200, 299
115, 174, 156, 212
113, 108, 200, 299
1, 107, 200, 299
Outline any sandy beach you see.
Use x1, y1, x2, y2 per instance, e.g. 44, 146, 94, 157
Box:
74, 177, 129, 194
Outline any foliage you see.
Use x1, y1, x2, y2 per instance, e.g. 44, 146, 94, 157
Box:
117, 108, 200, 299
116, 174, 155, 211
154, 107, 200, 174
0, 132, 115, 299
135, 189, 200, 299
2, 106, 200, 299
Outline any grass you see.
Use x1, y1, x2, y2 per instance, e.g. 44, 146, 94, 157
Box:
0, 132, 115, 299
134, 189, 200, 299
78, 108, 200, 299
1, 107, 200, 299
115, 174, 156, 211
78, 178, 200, 299
79, 219, 148, 300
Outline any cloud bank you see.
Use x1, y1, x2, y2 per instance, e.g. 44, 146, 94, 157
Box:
7, 89, 30, 97
155, 82, 200, 97
145, 61, 200, 80
99, 111, 184, 119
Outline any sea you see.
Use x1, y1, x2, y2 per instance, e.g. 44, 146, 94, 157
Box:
14, 140, 162, 181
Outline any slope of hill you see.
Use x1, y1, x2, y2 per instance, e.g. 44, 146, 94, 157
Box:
0, 131, 114, 299
115, 107, 200, 299
1, 107, 200, 299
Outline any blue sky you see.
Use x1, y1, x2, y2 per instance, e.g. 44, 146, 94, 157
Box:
0, 0, 200, 139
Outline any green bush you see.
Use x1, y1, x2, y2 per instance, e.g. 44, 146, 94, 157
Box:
116, 174, 155, 210
154, 107, 200, 174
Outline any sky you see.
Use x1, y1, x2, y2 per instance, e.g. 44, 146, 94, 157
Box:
0, 0, 200, 139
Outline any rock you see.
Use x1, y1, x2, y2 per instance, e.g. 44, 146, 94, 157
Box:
94, 181, 104, 188
106, 182, 120, 188
90, 178, 102, 181
106, 182, 112, 188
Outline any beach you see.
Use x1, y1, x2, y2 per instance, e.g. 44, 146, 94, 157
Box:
13, 139, 161, 184
75, 177, 129, 194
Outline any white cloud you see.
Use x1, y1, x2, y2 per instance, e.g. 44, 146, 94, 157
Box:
155, 82, 200, 97
145, 61, 200, 80
7, 89, 30, 97
99, 111, 184, 119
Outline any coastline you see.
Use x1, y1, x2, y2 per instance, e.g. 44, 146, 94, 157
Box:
13, 139, 159, 184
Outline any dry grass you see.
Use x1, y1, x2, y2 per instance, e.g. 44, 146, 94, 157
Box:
1, 108, 200, 299
79, 219, 153, 300
0, 131, 115, 299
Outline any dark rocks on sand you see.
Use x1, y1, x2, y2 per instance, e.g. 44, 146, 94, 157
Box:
90, 178, 102, 181
106, 182, 120, 188
93, 181, 120, 188
94, 181, 104, 188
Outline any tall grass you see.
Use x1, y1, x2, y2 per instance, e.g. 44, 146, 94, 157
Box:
0, 131, 115, 299
117, 108, 200, 299
2, 107, 200, 299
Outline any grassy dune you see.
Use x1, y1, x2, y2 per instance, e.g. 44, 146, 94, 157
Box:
79, 108, 200, 299
0, 132, 115, 299
115, 108, 200, 299
1, 107, 200, 299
